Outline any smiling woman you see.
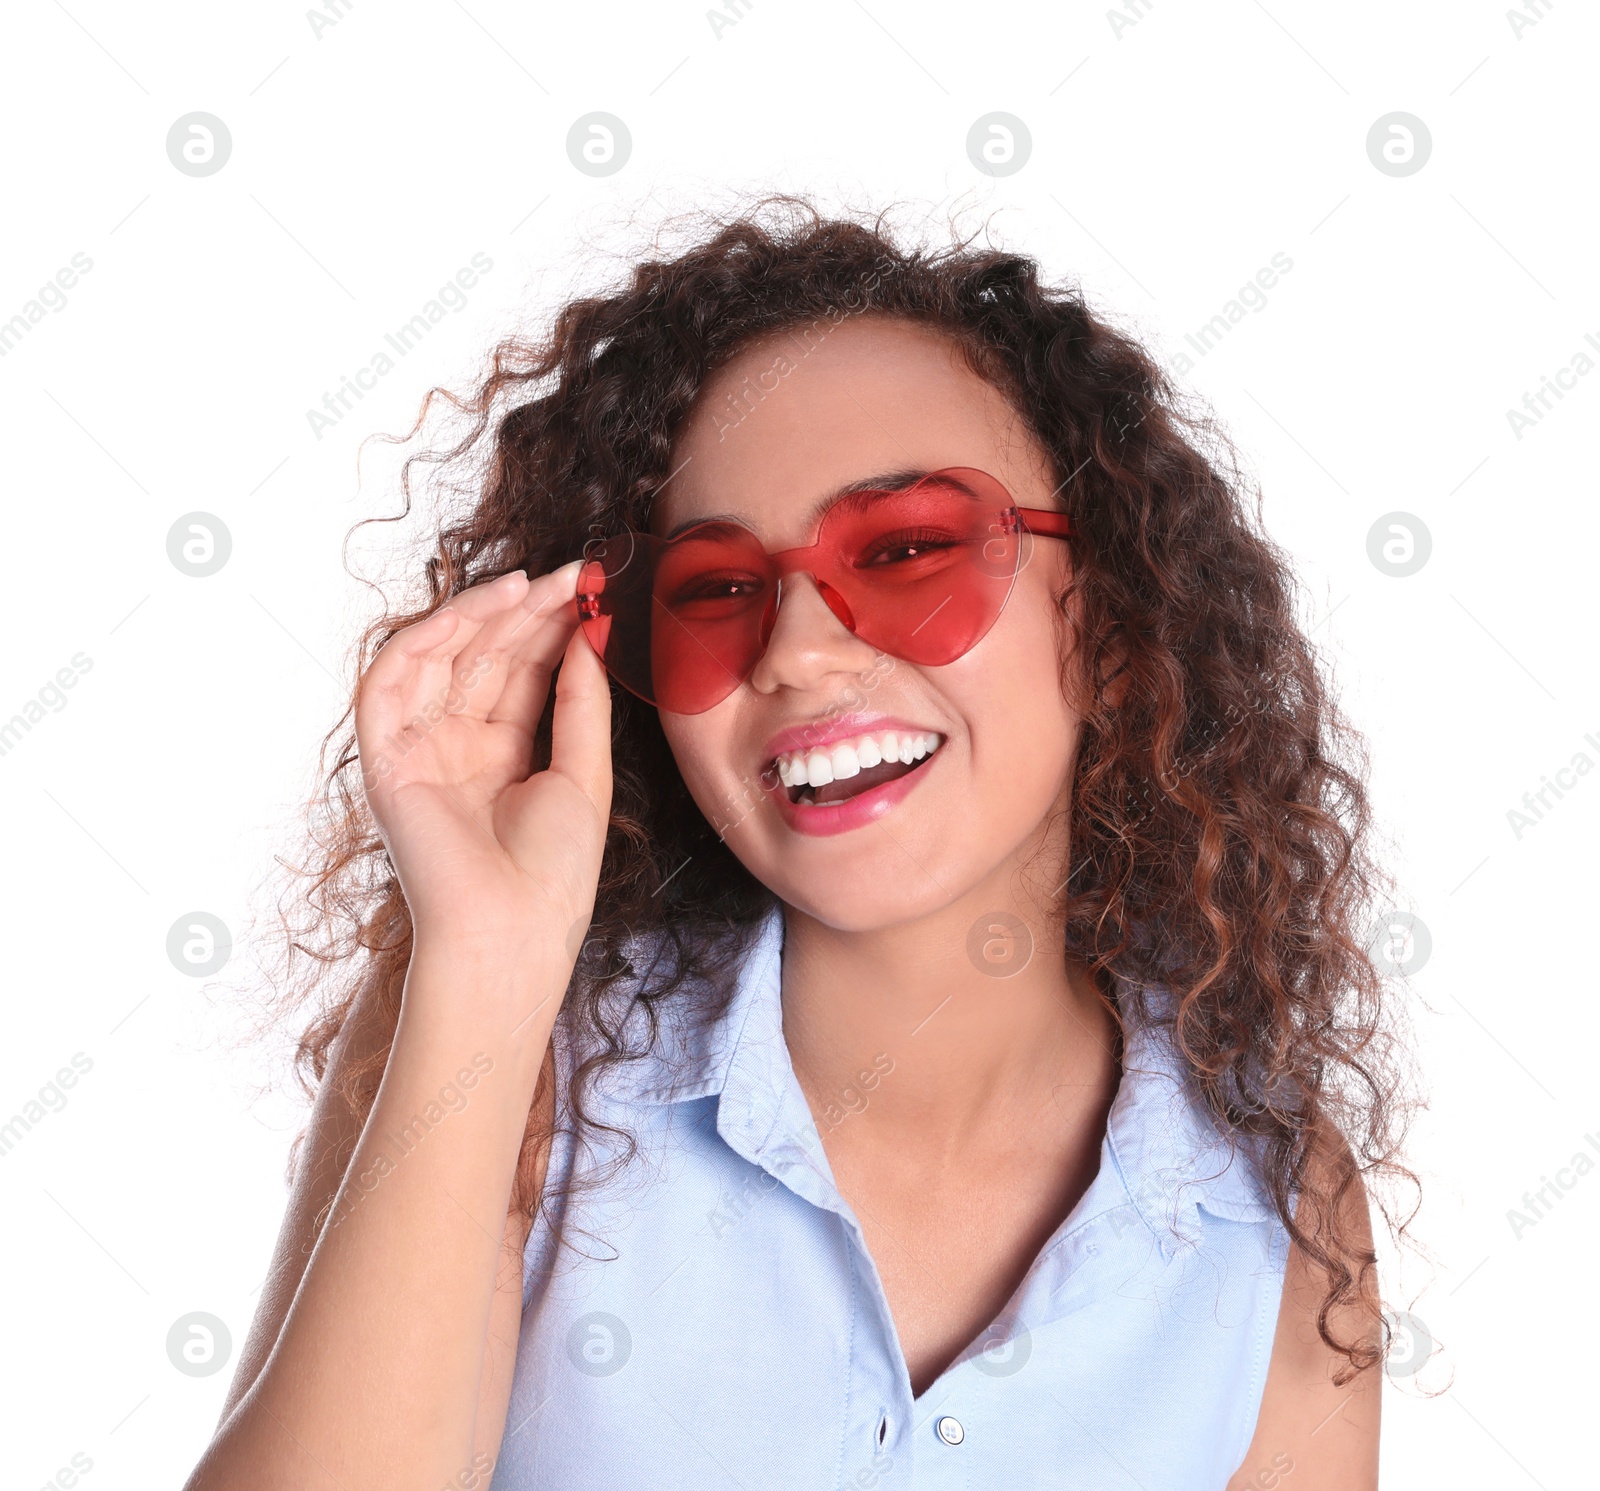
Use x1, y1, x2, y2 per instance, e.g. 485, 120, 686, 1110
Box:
185, 197, 1418, 1491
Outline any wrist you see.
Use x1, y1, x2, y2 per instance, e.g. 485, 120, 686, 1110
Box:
409, 920, 577, 972
398, 941, 573, 1070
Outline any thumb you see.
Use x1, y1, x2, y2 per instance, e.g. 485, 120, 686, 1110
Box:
549, 622, 613, 812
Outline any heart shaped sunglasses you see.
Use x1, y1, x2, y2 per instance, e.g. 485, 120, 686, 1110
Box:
573, 466, 1073, 714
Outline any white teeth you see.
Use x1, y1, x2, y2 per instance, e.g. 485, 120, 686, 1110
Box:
773, 729, 943, 789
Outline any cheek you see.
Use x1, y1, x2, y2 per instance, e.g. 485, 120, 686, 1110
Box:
981, 571, 1072, 716
952, 575, 1078, 792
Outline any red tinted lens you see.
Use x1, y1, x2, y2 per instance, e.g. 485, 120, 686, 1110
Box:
576, 469, 1025, 714
577, 525, 776, 713
813, 469, 1022, 665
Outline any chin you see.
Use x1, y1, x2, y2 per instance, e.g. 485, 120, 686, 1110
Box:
733, 816, 982, 933
752, 875, 951, 934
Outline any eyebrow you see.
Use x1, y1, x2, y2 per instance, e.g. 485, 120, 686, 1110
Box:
659, 468, 943, 542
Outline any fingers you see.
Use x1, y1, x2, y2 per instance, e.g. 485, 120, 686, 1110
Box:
402, 571, 534, 722
483, 561, 586, 728
359, 571, 516, 725
548, 621, 613, 812
358, 563, 586, 746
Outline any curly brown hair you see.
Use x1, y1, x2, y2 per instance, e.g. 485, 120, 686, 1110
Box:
256, 195, 1420, 1385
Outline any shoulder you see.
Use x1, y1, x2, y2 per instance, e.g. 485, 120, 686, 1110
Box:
1226, 1126, 1382, 1490
1116, 981, 1384, 1487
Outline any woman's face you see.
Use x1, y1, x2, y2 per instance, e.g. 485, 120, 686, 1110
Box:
653, 314, 1084, 932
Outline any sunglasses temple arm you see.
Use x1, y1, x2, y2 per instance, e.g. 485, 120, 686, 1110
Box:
1017, 506, 1074, 539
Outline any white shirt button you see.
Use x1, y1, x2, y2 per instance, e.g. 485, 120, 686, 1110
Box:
935, 1415, 965, 1446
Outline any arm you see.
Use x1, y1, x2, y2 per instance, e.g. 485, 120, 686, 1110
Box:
216, 975, 556, 1463
187, 946, 565, 1491
1226, 1135, 1383, 1490
183, 558, 610, 1490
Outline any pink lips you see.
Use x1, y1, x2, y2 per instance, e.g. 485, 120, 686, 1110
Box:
755, 719, 940, 844
760, 735, 942, 838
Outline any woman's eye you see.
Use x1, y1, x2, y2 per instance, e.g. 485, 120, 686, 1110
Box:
669, 574, 765, 603
860, 533, 962, 566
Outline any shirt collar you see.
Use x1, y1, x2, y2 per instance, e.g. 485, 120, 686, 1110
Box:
1106, 985, 1280, 1251
592, 904, 787, 1111
599, 902, 1277, 1255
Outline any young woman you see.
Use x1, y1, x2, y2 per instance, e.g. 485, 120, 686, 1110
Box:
186, 201, 1412, 1490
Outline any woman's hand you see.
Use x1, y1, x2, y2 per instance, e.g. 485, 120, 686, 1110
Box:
354, 560, 612, 963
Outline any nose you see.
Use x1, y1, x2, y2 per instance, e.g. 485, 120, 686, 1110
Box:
747, 570, 881, 697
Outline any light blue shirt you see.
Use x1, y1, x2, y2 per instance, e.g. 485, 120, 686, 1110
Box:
494, 903, 1292, 1489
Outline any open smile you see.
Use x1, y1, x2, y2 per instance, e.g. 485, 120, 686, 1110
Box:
763, 727, 945, 835
775, 727, 944, 806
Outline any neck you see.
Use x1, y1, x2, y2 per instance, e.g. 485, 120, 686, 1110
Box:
777, 888, 1121, 1159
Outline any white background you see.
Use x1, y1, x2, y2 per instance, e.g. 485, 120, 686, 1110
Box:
1, 1, 1594, 1486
